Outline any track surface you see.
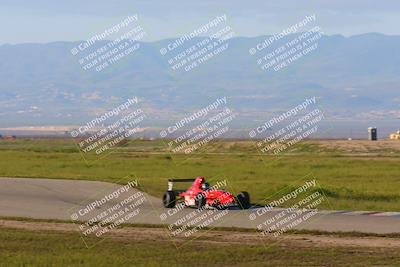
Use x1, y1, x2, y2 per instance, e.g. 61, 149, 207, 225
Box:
0, 177, 399, 234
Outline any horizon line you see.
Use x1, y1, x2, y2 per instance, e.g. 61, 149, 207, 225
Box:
0, 32, 397, 46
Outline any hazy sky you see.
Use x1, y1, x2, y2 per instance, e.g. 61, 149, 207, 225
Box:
1, 0, 399, 44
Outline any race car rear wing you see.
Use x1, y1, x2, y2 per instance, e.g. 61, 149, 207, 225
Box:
168, 178, 195, 191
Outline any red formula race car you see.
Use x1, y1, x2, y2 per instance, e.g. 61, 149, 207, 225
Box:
162, 177, 251, 209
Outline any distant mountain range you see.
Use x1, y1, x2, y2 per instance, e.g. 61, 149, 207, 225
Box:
0, 33, 399, 130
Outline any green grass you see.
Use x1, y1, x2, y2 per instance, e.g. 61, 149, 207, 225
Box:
0, 139, 400, 211
0, 226, 399, 267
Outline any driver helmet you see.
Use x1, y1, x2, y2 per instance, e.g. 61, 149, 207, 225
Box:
201, 182, 210, 191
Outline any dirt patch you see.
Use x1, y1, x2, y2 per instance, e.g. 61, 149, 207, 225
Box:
0, 219, 77, 233
315, 140, 400, 154
1, 219, 399, 249
284, 234, 400, 248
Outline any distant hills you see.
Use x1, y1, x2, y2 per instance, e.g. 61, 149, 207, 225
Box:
0, 33, 399, 130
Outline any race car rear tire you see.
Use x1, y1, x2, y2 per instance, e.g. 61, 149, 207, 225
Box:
236, 191, 250, 209
195, 193, 206, 209
163, 191, 176, 208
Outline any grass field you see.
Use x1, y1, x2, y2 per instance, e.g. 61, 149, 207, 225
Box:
0, 138, 399, 211
1, 219, 400, 267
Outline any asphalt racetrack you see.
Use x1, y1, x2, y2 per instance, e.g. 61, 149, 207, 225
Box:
1, 177, 399, 234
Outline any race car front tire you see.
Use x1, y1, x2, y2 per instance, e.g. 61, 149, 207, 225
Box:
195, 193, 206, 209
236, 191, 250, 209
163, 191, 176, 208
